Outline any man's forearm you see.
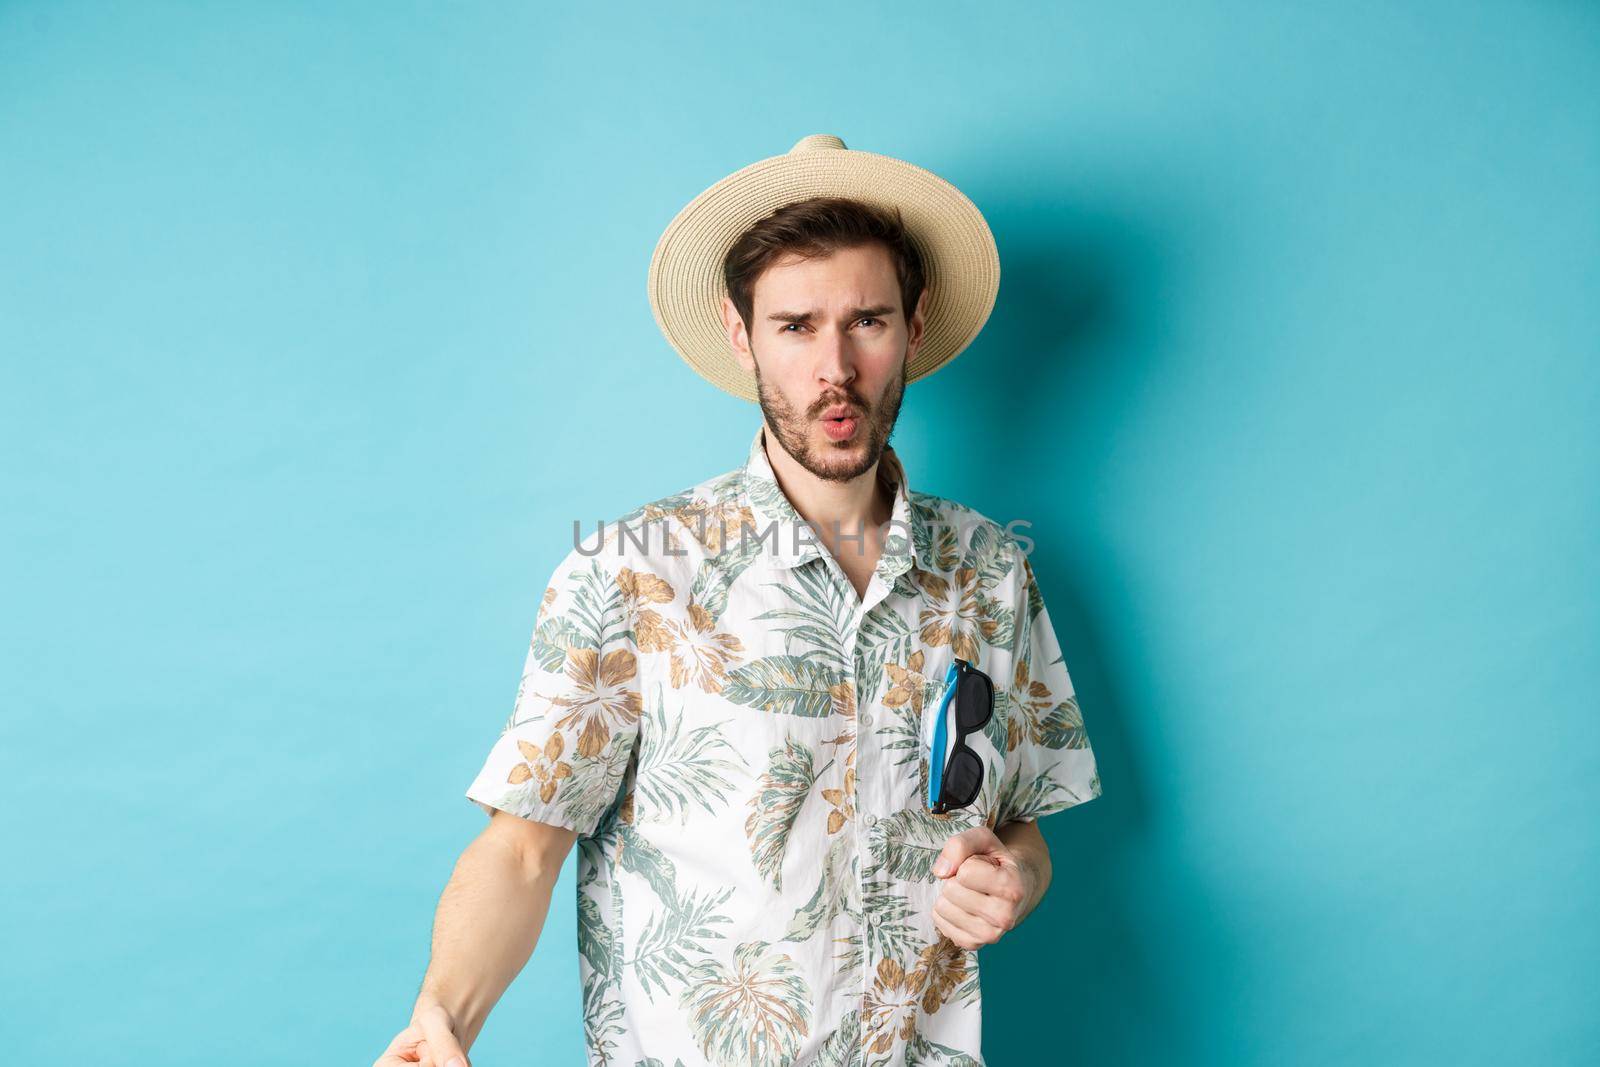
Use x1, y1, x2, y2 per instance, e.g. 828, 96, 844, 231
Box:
416, 831, 563, 1052
995, 818, 1053, 924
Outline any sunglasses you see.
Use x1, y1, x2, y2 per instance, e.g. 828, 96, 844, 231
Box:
925, 657, 995, 814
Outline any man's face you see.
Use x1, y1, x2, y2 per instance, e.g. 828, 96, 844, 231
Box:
722, 242, 928, 483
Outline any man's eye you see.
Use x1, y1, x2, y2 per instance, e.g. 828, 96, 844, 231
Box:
780, 319, 880, 332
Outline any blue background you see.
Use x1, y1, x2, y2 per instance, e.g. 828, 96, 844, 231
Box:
4, 2, 1595, 1064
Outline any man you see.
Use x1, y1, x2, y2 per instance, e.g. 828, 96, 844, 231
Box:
376, 134, 1102, 1067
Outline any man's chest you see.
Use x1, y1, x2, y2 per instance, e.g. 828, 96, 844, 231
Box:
619, 556, 1011, 841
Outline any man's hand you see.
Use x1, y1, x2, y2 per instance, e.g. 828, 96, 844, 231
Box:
373, 997, 470, 1067
929, 824, 1043, 950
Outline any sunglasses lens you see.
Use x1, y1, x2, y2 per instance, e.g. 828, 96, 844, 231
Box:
942, 748, 984, 807
955, 670, 993, 731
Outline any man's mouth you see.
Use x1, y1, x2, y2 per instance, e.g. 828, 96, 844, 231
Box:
820, 406, 861, 440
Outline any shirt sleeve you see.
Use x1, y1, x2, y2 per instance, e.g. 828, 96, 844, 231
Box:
464, 542, 643, 837
993, 548, 1103, 826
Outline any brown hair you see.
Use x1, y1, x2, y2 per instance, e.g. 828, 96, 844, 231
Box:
722, 196, 927, 335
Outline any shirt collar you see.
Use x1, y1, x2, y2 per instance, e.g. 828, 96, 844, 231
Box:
739, 424, 922, 579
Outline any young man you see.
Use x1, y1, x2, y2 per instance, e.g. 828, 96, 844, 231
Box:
376, 134, 1102, 1067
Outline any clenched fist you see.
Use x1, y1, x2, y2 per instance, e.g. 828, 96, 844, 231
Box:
929, 825, 1038, 950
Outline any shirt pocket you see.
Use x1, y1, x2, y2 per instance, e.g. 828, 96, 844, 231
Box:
918, 649, 1006, 830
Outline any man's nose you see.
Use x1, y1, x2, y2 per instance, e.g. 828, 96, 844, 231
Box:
816, 326, 856, 388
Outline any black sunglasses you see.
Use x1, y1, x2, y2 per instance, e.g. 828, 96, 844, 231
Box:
927, 657, 995, 814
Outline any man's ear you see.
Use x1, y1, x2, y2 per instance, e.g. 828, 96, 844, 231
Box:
905, 288, 930, 359
722, 296, 756, 373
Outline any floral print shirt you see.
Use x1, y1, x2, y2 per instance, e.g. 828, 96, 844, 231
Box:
464, 424, 1102, 1067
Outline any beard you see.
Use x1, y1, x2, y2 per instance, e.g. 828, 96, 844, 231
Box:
753, 353, 906, 484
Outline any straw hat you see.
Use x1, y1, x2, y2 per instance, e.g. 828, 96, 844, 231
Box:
647, 133, 1000, 403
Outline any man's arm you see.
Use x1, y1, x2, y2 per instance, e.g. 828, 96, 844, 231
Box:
995, 817, 1053, 924
379, 544, 642, 1065
397, 811, 578, 1064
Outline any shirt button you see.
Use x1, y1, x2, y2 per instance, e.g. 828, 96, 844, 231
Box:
859, 711, 873, 729
863, 812, 878, 830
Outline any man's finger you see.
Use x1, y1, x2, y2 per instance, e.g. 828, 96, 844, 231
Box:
940, 873, 1019, 933
932, 825, 1001, 878
418, 1035, 468, 1067
954, 851, 1018, 896
417, 1039, 469, 1067
373, 1023, 425, 1066
414, 1004, 470, 1067
932, 908, 980, 950
934, 892, 999, 945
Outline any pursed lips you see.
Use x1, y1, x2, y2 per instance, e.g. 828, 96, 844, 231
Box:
818, 406, 862, 442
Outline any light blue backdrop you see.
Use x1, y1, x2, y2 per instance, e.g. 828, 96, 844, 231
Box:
3, 2, 1595, 1064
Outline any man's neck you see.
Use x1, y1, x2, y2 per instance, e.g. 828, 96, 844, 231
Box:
761, 424, 895, 555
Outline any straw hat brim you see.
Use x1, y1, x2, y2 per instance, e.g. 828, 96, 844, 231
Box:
647, 134, 1000, 403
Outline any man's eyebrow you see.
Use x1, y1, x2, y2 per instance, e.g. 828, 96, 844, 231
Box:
765, 305, 898, 323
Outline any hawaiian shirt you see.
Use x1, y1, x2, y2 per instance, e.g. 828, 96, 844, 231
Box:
464, 424, 1102, 1067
